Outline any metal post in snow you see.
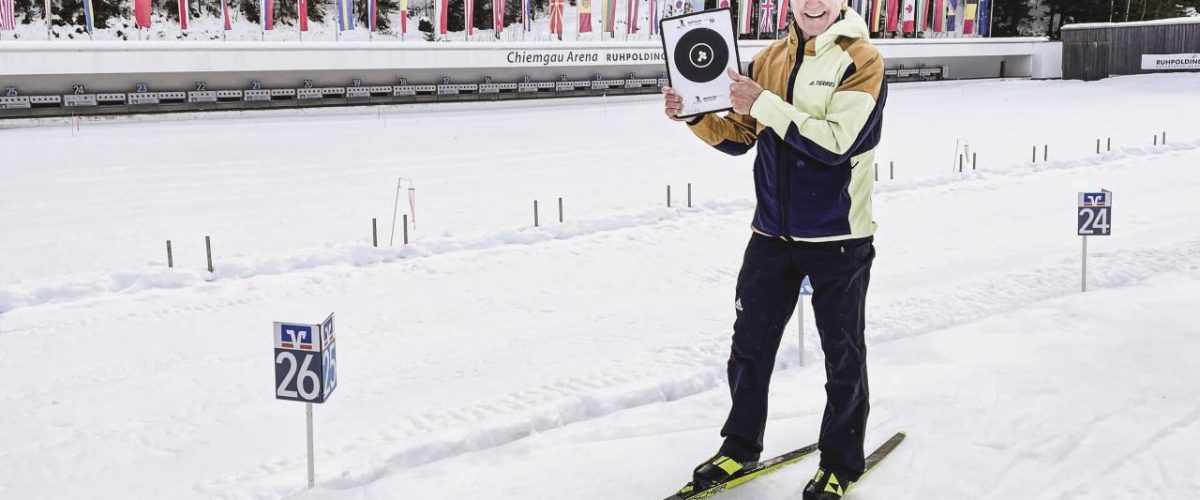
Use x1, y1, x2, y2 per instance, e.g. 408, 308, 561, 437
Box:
959, 154, 963, 173
1082, 236, 1088, 292
667, 185, 672, 208
403, 214, 409, 244
205, 236, 214, 273
167, 240, 174, 268
687, 183, 692, 208
372, 218, 378, 247
1096, 138, 1101, 154
558, 198, 563, 223
890, 161, 894, 180
306, 402, 315, 489
534, 200, 540, 227
972, 152, 977, 170
1032, 146, 1037, 163
1044, 145, 1048, 162
1107, 137, 1111, 151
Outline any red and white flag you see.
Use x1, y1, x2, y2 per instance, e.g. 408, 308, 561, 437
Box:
900, 0, 915, 32
578, 0, 593, 33
776, 0, 787, 31
737, 0, 752, 34
0, 0, 15, 31
885, 0, 898, 31
400, 0, 409, 33
178, 0, 189, 30
221, 0, 232, 29
299, 0, 309, 31
626, 0, 638, 35
549, 0, 564, 37
465, 0, 474, 36
493, 0, 505, 33
135, 0, 151, 28
439, 0, 449, 33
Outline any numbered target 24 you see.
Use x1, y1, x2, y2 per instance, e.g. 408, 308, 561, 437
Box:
273, 314, 336, 404
1077, 191, 1113, 236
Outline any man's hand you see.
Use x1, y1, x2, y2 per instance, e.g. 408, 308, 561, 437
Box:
728, 68, 763, 115
662, 86, 689, 122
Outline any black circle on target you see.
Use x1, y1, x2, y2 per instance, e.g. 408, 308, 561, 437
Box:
674, 27, 729, 83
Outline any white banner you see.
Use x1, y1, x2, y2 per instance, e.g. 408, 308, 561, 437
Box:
1141, 54, 1200, 71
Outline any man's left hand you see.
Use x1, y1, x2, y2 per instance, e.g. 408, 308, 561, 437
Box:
728, 68, 763, 115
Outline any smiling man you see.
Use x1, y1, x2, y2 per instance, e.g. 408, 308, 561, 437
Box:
662, 0, 886, 499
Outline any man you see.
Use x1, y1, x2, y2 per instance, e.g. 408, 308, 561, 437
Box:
662, 1, 885, 498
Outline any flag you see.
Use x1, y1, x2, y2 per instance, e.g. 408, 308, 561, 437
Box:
626, 0, 638, 34
299, 0, 309, 31
521, 0, 530, 30
0, 0, 14, 31
134, 0, 151, 28
82, 0, 95, 32
494, 0, 505, 33
900, 0, 914, 32
261, 0, 275, 30
549, 0, 563, 37
648, 0, 657, 36
221, 0, 232, 29
962, 0, 976, 34
336, 0, 353, 30
918, 0, 930, 31
439, 0, 448, 33
884, 0, 897, 31
601, 0, 615, 33
870, 0, 883, 32
978, 0, 988, 36
932, 0, 942, 31
369, 0, 377, 31
178, 0, 189, 29
758, 0, 772, 34
775, 0, 786, 31
718, 0, 727, 7
398, 0, 407, 33
946, 0, 956, 32
579, 0, 592, 33
737, 0, 752, 34
465, 0, 473, 36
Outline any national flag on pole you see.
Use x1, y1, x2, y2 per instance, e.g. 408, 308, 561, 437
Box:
299, 0, 309, 31
178, 0, 189, 29
946, 0, 956, 32
718, 0, 727, 7
932, 0, 943, 31
758, 0, 772, 34
578, 0, 592, 33
135, 0, 151, 28
775, 0, 787, 31
869, 0, 883, 32
601, 0, 615, 33
494, 0, 505, 33
82, 0, 95, 32
465, 0, 474, 36
336, 0, 353, 30
521, 0, 530, 30
738, 0, 752, 34
0, 0, 15, 31
962, 0, 977, 34
900, 0, 914, 32
648, 0, 658, 36
221, 0, 232, 29
626, 0, 638, 34
978, 0, 988, 36
369, 0, 377, 31
549, 0, 563, 37
261, 0, 275, 30
439, 0, 448, 33
884, 0, 897, 31
917, 0, 929, 31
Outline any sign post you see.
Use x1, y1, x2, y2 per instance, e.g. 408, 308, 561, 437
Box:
798, 276, 813, 366
1077, 190, 1112, 292
273, 312, 337, 489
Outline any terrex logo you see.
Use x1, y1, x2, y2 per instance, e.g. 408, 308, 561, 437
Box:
810, 80, 836, 88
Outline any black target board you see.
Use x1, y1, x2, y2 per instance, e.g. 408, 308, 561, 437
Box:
660, 8, 742, 119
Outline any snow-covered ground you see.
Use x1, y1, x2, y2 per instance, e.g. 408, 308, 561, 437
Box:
1, 73, 1199, 500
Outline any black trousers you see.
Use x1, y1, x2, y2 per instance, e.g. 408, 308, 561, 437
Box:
718, 233, 874, 481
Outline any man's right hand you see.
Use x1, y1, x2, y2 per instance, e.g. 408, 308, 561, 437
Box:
662, 86, 690, 123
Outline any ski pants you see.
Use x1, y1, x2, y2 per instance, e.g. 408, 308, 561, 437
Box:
719, 233, 874, 481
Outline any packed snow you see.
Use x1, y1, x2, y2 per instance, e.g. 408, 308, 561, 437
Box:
1, 72, 1199, 500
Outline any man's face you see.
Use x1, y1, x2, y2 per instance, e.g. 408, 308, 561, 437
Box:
791, 0, 843, 37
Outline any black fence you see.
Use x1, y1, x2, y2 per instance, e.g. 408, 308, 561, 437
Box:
1062, 19, 1200, 80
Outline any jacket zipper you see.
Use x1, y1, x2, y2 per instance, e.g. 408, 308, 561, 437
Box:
778, 41, 805, 240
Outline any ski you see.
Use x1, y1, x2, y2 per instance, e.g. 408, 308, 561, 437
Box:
663, 442, 819, 500
664, 431, 906, 500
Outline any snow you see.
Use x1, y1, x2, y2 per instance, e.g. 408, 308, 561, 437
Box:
1063, 15, 1200, 30
2, 72, 1200, 500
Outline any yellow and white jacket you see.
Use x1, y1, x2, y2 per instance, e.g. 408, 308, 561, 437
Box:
688, 8, 886, 241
